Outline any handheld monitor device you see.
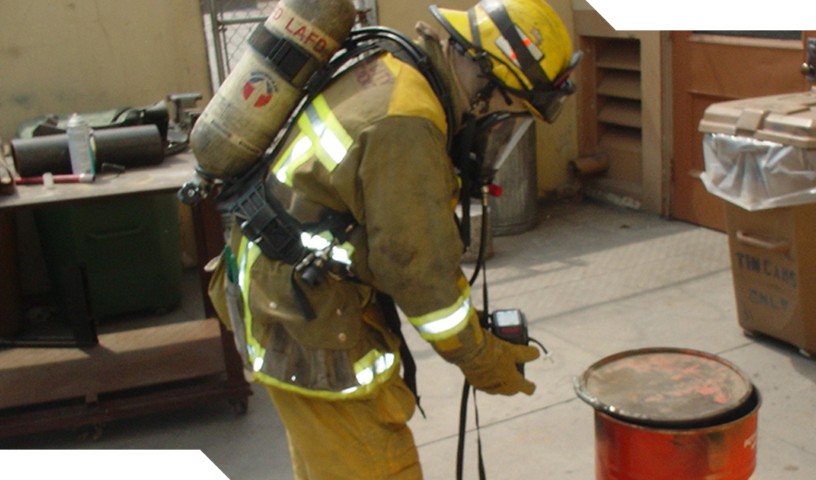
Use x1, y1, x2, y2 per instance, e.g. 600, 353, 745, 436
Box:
490, 308, 529, 374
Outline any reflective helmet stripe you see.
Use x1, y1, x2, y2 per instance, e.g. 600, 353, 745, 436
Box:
468, 7, 481, 49
479, 0, 550, 88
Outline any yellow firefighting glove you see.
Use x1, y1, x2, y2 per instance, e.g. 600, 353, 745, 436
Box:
458, 331, 540, 396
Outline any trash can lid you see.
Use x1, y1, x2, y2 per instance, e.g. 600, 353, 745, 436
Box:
698, 87, 816, 149
574, 348, 753, 426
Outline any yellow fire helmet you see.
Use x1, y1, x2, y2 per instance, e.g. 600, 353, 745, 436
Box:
430, 0, 581, 122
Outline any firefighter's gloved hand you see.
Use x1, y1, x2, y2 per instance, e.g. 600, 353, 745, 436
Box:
459, 331, 540, 396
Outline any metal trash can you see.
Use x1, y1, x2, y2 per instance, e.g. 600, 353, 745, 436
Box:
489, 123, 538, 236
699, 87, 816, 356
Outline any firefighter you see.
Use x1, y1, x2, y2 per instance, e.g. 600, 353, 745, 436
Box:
206, 0, 578, 478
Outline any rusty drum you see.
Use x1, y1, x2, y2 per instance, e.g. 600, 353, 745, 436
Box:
574, 348, 760, 480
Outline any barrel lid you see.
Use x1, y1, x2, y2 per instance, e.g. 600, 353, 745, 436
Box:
574, 348, 753, 426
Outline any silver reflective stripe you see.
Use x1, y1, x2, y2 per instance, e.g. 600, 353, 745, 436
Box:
253, 356, 264, 372
275, 135, 313, 184
341, 351, 397, 393
306, 104, 347, 165
300, 231, 332, 250
237, 239, 267, 372
329, 245, 352, 265
517, 26, 543, 60
272, 94, 352, 185
237, 240, 251, 293
414, 297, 472, 337
355, 352, 396, 386
494, 26, 543, 68
299, 232, 354, 266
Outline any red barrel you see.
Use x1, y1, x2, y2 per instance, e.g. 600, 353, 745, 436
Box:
575, 348, 760, 480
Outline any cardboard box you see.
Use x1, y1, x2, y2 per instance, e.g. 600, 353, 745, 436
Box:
724, 202, 816, 355
700, 89, 816, 355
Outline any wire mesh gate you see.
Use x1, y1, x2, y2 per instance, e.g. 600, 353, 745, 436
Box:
201, 0, 379, 87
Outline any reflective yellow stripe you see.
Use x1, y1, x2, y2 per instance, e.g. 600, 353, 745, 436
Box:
253, 349, 399, 400
237, 237, 266, 372
308, 95, 353, 166
274, 133, 313, 184
234, 235, 393, 399
273, 94, 352, 185
350, 349, 397, 388
408, 284, 474, 341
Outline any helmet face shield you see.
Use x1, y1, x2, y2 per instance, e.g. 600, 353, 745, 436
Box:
524, 89, 569, 123
520, 50, 581, 122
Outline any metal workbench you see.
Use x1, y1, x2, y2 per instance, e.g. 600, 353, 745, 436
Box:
0, 152, 251, 439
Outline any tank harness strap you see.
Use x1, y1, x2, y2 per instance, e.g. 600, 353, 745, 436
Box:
376, 291, 425, 418
216, 163, 355, 320
248, 23, 314, 84
231, 176, 308, 265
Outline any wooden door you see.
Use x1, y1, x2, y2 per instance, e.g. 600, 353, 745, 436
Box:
671, 31, 815, 231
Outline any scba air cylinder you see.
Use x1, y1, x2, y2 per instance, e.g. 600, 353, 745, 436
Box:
190, 0, 356, 179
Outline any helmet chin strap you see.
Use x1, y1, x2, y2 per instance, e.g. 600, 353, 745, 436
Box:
470, 81, 494, 114
446, 37, 515, 118
471, 76, 516, 115
455, 46, 515, 116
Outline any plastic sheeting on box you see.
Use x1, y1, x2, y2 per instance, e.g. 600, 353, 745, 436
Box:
700, 132, 816, 211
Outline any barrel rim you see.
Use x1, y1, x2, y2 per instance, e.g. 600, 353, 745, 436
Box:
574, 347, 754, 427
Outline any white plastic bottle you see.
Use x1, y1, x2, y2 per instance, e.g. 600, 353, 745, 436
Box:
66, 113, 96, 175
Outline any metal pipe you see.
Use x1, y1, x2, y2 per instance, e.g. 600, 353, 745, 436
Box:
11, 125, 164, 177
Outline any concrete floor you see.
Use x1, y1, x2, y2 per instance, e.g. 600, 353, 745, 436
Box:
5, 199, 816, 479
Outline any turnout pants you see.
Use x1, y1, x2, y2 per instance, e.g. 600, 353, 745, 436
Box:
266, 375, 422, 480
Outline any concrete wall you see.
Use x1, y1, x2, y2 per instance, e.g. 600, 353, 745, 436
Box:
0, 0, 212, 141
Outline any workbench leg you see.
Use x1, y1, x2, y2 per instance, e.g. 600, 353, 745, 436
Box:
0, 210, 23, 338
